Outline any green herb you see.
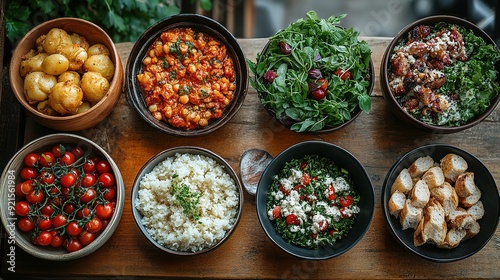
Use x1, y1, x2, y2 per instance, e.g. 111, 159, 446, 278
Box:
170, 175, 202, 221
161, 57, 170, 69
248, 11, 372, 132
179, 85, 192, 95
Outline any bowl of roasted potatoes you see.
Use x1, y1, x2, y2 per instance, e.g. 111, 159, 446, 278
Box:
9, 17, 124, 131
382, 144, 500, 262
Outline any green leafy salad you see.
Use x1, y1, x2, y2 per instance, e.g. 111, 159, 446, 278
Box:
388, 22, 500, 126
266, 154, 360, 249
248, 11, 372, 132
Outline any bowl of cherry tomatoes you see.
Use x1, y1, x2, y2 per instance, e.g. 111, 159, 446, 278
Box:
0, 133, 124, 261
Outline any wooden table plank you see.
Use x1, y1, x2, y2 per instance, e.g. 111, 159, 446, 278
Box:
2, 37, 499, 279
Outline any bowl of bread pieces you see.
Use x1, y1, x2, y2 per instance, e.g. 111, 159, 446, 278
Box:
382, 144, 499, 262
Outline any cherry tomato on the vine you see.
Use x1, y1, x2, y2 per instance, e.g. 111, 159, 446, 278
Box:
15, 201, 30, 216
99, 173, 115, 188
96, 160, 111, 174
60, 151, 76, 165
18, 217, 35, 232
37, 231, 53, 246
80, 187, 96, 203
95, 202, 114, 220
25, 189, 44, 204
23, 153, 39, 167
66, 221, 83, 236
65, 238, 83, 252
20, 167, 38, 180
61, 173, 77, 188
39, 151, 55, 167
81, 173, 97, 187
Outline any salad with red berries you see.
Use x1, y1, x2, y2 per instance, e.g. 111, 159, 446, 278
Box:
266, 154, 360, 249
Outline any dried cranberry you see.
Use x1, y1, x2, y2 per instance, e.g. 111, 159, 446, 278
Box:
307, 69, 323, 79
279, 41, 292, 55
263, 70, 277, 84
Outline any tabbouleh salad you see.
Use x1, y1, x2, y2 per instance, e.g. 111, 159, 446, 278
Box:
266, 154, 360, 249
388, 22, 500, 126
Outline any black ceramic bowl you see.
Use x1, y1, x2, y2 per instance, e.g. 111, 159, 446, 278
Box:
380, 15, 500, 133
382, 144, 500, 262
131, 146, 244, 255
256, 141, 375, 260
252, 16, 375, 134
125, 14, 248, 136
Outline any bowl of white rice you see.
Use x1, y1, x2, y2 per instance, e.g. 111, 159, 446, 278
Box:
131, 146, 243, 255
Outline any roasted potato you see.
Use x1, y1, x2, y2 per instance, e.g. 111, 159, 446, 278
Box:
42, 54, 70, 75
48, 81, 83, 114
83, 54, 114, 81
23, 71, 57, 104
81, 71, 109, 103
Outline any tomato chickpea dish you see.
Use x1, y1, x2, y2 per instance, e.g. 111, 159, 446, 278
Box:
137, 27, 237, 130
14, 144, 118, 253
388, 23, 500, 126
267, 154, 360, 249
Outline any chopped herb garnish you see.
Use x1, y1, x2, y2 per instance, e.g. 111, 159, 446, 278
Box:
170, 175, 202, 221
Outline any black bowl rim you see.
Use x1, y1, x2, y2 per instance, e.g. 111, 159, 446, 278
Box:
0, 133, 125, 261
381, 144, 500, 262
380, 15, 500, 134
255, 140, 375, 260
255, 32, 375, 134
130, 146, 244, 255
125, 13, 249, 137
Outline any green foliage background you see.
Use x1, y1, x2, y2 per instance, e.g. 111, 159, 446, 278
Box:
5, 0, 213, 45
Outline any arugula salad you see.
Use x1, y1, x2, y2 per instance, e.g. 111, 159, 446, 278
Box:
266, 154, 360, 249
388, 23, 500, 126
248, 11, 372, 132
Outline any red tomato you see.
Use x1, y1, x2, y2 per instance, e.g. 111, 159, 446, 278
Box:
63, 203, 76, 214
80, 187, 96, 203
60, 151, 76, 165
334, 68, 352, 80
326, 185, 336, 201
95, 202, 114, 220
37, 231, 53, 246
15, 201, 30, 216
301, 172, 311, 185
51, 144, 64, 158
39, 152, 55, 167
318, 220, 328, 232
26, 189, 44, 204
15, 181, 33, 197
85, 217, 102, 233
317, 78, 328, 89
96, 160, 111, 174
61, 173, 77, 188
77, 206, 92, 219
66, 221, 83, 236
71, 146, 85, 159
279, 184, 290, 196
23, 153, 39, 167
285, 214, 300, 225
79, 230, 96, 246
83, 159, 96, 173
99, 173, 115, 188
20, 167, 38, 180
37, 214, 53, 231
18, 217, 35, 232
340, 207, 352, 218
328, 229, 338, 236
50, 233, 65, 248
339, 195, 353, 207
53, 214, 68, 228
309, 88, 326, 100
103, 186, 117, 201
40, 204, 54, 215
65, 238, 83, 252
39, 171, 55, 185
271, 206, 281, 219
81, 173, 97, 187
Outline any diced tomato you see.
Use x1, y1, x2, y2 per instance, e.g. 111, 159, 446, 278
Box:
340, 207, 352, 218
300, 161, 308, 170
271, 206, 281, 219
285, 214, 300, 225
318, 220, 328, 232
326, 185, 336, 201
279, 184, 290, 195
339, 195, 353, 207
301, 173, 311, 185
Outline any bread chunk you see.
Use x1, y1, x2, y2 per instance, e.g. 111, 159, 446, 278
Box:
391, 168, 413, 195
467, 201, 485, 221
388, 191, 406, 217
422, 166, 445, 189
408, 156, 434, 178
437, 228, 466, 249
430, 182, 459, 219
459, 187, 481, 208
400, 199, 423, 230
464, 221, 480, 240
440, 153, 468, 182
420, 199, 447, 245
410, 179, 430, 208
455, 172, 478, 198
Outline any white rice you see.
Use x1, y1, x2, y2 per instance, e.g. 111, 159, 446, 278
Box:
135, 153, 239, 252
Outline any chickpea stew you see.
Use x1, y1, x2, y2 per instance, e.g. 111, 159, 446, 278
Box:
137, 27, 237, 130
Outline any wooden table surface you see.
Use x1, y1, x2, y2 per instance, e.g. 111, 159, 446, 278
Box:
1, 37, 500, 279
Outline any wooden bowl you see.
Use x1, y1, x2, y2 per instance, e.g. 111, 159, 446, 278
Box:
126, 14, 248, 136
0, 133, 125, 261
380, 15, 500, 133
9, 17, 124, 131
